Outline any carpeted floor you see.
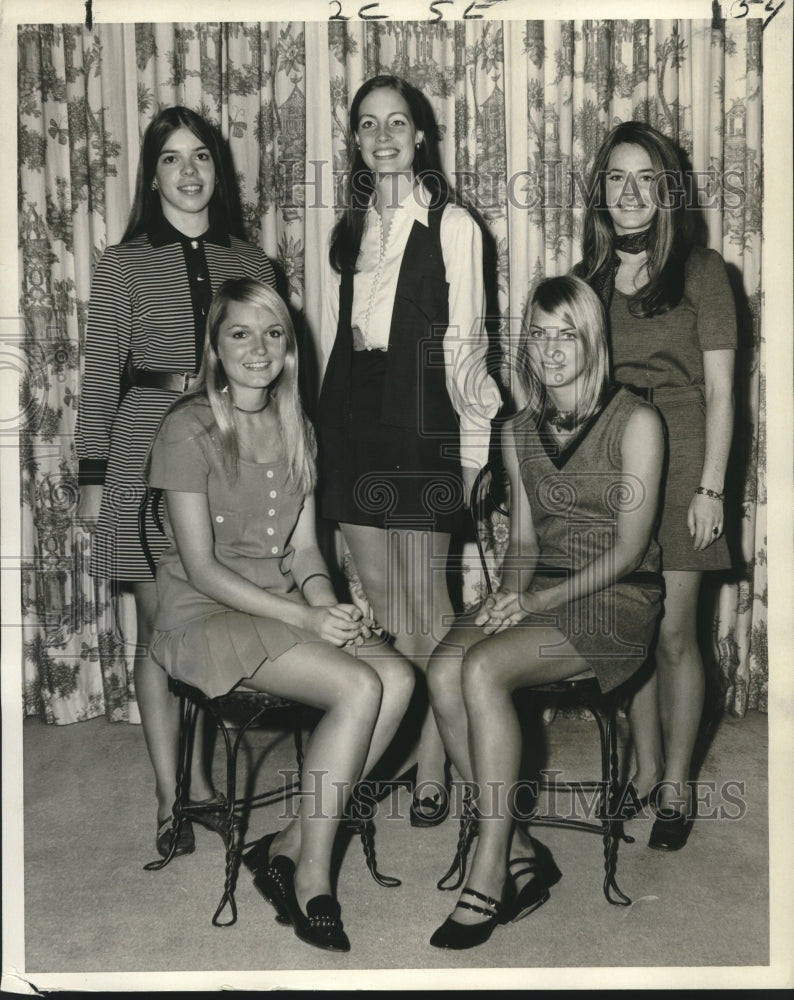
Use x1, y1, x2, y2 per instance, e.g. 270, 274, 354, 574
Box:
20, 706, 770, 989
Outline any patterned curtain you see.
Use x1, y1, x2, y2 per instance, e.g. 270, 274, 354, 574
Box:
17, 19, 765, 725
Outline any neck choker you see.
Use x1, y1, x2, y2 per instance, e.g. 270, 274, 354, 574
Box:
232, 396, 271, 414
543, 403, 580, 433
614, 229, 651, 255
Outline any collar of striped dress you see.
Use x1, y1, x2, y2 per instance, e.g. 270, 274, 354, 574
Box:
147, 216, 231, 249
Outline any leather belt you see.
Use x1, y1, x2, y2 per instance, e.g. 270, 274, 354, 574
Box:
621, 383, 703, 405
130, 369, 197, 392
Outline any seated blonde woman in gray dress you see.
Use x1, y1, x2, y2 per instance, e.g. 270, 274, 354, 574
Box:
147, 278, 414, 953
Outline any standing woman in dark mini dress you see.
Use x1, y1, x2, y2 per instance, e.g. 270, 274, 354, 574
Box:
576, 121, 737, 850
317, 75, 501, 821
75, 106, 276, 857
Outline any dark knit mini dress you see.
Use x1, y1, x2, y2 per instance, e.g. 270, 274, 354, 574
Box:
608, 246, 737, 572
511, 387, 664, 693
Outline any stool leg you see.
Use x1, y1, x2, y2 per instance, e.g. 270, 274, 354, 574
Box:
437, 786, 477, 891
357, 817, 402, 887
209, 706, 243, 927
292, 708, 304, 775
602, 705, 631, 906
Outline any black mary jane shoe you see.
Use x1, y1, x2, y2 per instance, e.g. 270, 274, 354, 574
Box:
242, 833, 292, 925
505, 842, 563, 922
156, 816, 195, 859
429, 887, 506, 950
648, 809, 693, 852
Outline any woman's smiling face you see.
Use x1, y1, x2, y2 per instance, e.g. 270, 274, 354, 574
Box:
216, 300, 287, 400
605, 142, 658, 236
525, 305, 585, 394
153, 126, 216, 230
355, 87, 423, 180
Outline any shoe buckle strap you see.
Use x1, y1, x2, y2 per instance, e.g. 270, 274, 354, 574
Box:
456, 899, 499, 919
459, 887, 501, 916
462, 886, 501, 908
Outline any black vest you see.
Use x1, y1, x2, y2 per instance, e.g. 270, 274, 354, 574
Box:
318, 204, 460, 438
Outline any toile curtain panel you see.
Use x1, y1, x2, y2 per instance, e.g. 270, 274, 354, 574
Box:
17, 19, 766, 725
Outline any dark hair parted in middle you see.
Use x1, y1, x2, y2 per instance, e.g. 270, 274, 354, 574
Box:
580, 120, 689, 318
329, 75, 450, 274
122, 105, 244, 243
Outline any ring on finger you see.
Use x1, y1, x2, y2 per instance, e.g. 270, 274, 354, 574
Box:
712, 526, 720, 536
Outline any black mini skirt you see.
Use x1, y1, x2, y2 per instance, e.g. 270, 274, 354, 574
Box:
317, 350, 466, 533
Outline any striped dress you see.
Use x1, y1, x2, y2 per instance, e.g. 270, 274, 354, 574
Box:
75, 219, 276, 580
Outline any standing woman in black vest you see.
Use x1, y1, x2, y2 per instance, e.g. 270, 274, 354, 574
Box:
317, 75, 501, 822
75, 107, 276, 858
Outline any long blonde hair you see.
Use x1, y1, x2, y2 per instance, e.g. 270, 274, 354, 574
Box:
167, 279, 316, 493
520, 275, 609, 423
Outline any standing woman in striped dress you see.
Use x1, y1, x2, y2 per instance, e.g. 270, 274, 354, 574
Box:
75, 107, 276, 857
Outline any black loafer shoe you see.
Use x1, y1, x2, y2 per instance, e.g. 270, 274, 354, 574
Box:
648, 810, 692, 851
300, 895, 351, 952
242, 833, 292, 925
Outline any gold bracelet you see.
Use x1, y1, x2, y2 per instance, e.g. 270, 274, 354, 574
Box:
694, 486, 725, 502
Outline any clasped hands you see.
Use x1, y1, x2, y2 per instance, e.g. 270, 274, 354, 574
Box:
474, 588, 547, 635
306, 603, 375, 648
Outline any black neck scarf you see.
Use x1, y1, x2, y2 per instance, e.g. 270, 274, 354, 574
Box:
592, 229, 651, 312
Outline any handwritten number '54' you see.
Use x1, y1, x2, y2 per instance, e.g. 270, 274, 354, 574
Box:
729, 0, 786, 28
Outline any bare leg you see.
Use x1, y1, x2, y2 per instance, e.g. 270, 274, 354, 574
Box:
130, 581, 214, 823
342, 523, 453, 789
238, 641, 386, 911
451, 624, 590, 926
426, 617, 484, 783
654, 570, 705, 813
626, 667, 665, 799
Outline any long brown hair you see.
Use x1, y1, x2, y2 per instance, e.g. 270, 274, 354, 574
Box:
122, 106, 243, 242
328, 75, 449, 274
580, 121, 689, 317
